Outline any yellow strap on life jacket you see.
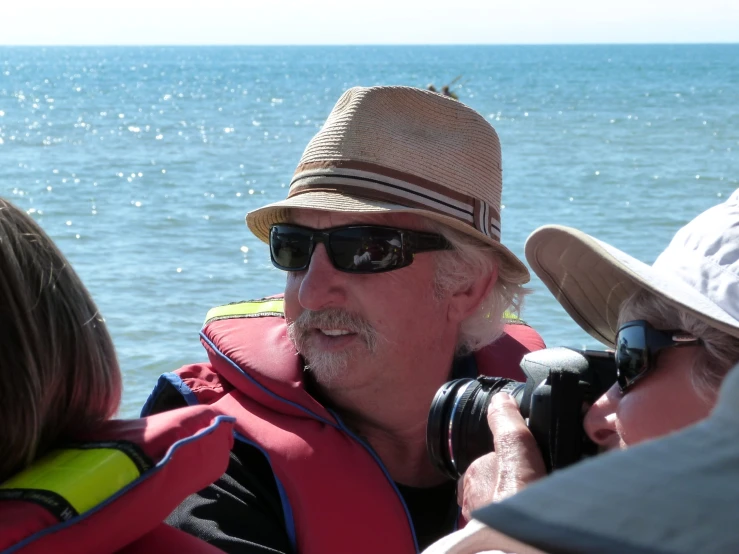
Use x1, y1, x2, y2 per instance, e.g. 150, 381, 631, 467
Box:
0, 444, 144, 519
204, 298, 285, 325
203, 298, 523, 326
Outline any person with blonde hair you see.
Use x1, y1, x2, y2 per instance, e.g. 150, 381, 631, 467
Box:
0, 198, 122, 484
0, 198, 234, 553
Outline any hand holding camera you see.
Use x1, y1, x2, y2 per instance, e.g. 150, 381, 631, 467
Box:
427, 347, 618, 518
456, 392, 547, 521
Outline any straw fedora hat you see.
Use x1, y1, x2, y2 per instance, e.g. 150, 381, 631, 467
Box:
524, 188, 739, 347
246, 86, 529, 281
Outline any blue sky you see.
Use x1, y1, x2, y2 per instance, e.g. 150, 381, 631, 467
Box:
2, 0, 738, 45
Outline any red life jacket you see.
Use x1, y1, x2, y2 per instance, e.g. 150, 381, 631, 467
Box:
0, 406, 234, 554
144, 297, 545, 554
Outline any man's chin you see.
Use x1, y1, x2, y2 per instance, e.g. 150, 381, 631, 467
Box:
303, 350, 352, 386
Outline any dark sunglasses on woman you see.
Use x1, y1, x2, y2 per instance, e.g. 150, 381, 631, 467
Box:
615, 319, 701, 393
269, 223, 453, 274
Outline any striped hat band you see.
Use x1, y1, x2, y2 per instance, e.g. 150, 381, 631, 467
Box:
289, 160, 502, 241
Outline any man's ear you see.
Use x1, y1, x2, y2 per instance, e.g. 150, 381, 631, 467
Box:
447, 266, 498, 324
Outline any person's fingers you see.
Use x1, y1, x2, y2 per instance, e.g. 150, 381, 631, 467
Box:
486, 393, 547, 501
487, 393, 539, 454
458, 452, 499, 520
458, 393, 549, 517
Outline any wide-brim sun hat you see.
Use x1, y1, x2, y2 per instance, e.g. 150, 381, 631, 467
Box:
524, 188, 739, 347
246, 85, 529, 282
471, 359, 739, 554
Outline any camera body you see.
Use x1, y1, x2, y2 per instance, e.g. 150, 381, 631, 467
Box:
426, 347, 617, 480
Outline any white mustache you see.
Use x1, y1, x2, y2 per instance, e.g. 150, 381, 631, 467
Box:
287, 308, 378, 352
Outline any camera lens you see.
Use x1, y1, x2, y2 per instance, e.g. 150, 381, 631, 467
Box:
426, 376, 525, 480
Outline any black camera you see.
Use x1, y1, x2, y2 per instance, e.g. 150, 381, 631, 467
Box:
426, 347, 617, 480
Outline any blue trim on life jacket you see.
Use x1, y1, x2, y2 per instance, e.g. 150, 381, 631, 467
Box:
199, 331, 339, 428
233, 433, 298, 554
327, 408, 421, 553
5, 415, 236, 553
199, 331, 420, 552
140, 372, 200, 417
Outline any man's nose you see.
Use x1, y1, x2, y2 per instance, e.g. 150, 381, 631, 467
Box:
582, 383, 621, 447
296, 243, 347, 311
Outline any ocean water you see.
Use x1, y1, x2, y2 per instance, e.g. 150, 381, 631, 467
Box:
1, 45, 737, 417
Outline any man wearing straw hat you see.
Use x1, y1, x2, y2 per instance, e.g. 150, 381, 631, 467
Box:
143, 86, 544, 553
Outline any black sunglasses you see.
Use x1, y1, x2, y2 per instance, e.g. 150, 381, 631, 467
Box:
269, 224, 452, 274
615, 320, 701, 393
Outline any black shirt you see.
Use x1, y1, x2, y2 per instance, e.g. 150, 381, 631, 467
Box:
149, 380, 459, 553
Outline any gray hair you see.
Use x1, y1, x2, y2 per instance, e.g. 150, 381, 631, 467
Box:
618, 289, 739, 399
428, 221, 530, 354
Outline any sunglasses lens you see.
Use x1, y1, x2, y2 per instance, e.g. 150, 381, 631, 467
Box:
330, 228, 404, 272
615, 324, 648, 390
270, 226, 312, 270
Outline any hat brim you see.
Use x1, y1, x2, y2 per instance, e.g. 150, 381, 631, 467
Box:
247, 191, 530, 283
525, 225, 739, 346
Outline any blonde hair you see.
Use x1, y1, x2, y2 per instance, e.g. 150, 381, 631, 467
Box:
429, 221, 530, 354
619, 289, 739, 399
0, 199, 121, 482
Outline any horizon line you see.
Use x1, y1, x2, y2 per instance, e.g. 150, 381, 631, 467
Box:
1, 41, 738, 47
